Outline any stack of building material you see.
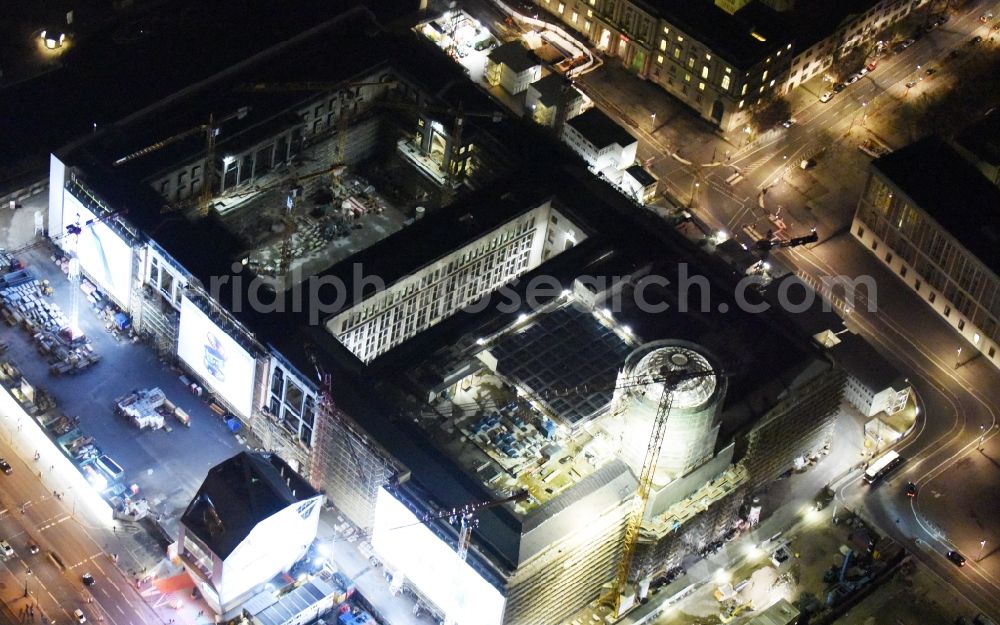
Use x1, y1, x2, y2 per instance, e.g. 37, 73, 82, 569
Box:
114, 387, 167, 430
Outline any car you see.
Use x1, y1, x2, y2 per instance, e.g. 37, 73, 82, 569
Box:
0, 459, 11, 475
969, 35, 983, 45
925, 67, 937, 76
800, 158, 817, 170
948, 49, 961, 59
819, 91, 834, 103
0, 541, 13, 558
81, 572, 95, 586
833, 82, 847, 93
846, 73, 862, 84
905, 482, 918, 497
771, 545, 792, 567
936, 14, 949, 25
858, 67, 869, 76
946, 550, 967, 567
780, 117, 796, 128
73, 609, 87, 624
899, 38, 915, 50
27, 543, 39, 555
980, 12, 993, 23
906, 80, 918, 88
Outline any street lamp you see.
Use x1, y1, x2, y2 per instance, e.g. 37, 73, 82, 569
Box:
979, 424, 986, 451
979, 539, 987, 562
956, 346, 963, 368
23, 568, 31, 598
650, 112, 657, 131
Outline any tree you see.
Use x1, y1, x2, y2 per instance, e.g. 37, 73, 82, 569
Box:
830, 45, 869, 83
748, 95, 792, 134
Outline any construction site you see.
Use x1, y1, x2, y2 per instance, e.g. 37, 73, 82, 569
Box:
26, 6, 854, 625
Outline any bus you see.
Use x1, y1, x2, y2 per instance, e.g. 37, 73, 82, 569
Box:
864, 450, 902, 485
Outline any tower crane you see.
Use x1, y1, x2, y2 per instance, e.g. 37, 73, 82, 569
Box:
605, 365, 724, 617
235, 80, 397, 166
113, 107, 250, 217
6, 210, 128, 331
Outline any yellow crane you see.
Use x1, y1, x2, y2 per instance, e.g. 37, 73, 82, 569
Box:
114, 107, 250, 217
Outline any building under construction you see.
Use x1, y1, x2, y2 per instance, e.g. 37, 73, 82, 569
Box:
44, 5, 843, 625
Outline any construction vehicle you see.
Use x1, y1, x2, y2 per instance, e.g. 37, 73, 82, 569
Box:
113, 107, 250, 217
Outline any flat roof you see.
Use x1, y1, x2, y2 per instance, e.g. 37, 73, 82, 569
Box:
487, 41, 541, 73
625, 164, 657, 186
784, 0, 879, 52
872, 136, 1000, 278
0, 1, 417, 192
644, 0, 790, 69
831, 332, 905, 392
529, 72, 581, 107
566, 108, 635, 150
492, 302, 634, 425
954, 109, 1000, 167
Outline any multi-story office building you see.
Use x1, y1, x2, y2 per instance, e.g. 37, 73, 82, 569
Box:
784, 0, 914, 92
534, 0, 792, 131
853, 136, 1000, 368
562, 108, 638, 173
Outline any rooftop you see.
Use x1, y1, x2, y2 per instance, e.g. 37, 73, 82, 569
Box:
872, 136, 1000, 278
566, 108, 636, 150
644, 0, 790, 69
181, 452, 318, 560
487, 41, 541, 73
491, 302, 635, 425
784, 0, 882, 52
625, 164, 657, 187
831, 332, 906, 392
954, 109, 1000, 167
0, 0, 417, 192
529, 72, 580, 108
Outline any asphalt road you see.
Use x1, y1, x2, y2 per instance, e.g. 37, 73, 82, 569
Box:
0, 404, 163, 625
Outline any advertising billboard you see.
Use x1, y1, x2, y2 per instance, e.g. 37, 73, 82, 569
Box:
177, 296, 256, 417
372, 488, 505, 625
62, 191, 135, 306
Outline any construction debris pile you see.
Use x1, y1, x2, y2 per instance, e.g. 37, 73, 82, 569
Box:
0, 263, 100, 376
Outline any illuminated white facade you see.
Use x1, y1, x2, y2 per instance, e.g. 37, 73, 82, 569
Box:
178, 453, 321, 617
328, 201, 583, 363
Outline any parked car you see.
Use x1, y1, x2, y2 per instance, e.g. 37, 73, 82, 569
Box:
905, 482, 918, 497
819, 91, 834, 103
73, 609, 87, 624
846, 73, 862, 84
897, 38, 916, 51
925, 67, 937, 76
980, 12, 993, 23
906, 80, 919, 89
0, 541, 13, 558
0, 459, 11, 475
780, 117, 796, 128
948, 49, 961, 60
833, 82, 846, 93
969, 35, 983, 45
800, 158, 817, 170
946, 550, 967, 567
27, 543, 39, 555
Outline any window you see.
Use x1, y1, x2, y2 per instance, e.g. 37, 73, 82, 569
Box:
929, 292, 936, 303
701, 65, 709, 79
660, 40, 667, 51
706, 53, 712, 60
858, 226, 865, 237
974, 333, 981, 344
557, 2, 564, 13
721, 74, 730, 90
990, 347, 996, 358
762, 70, 768, 81
915, 280, 921, 291
698, 81, 705, 91
958, 319, 965, 330
657, 54, 664, 64
871, 240, 878, 251
673, 47, 681, 58
738, 99, 744, 108
684, 73, 692, 83
688, 56, 695, 68
741, 84, 748, 95
885, 252, 893, 263
944, 306, 950, 317
900, 266, 907, 277
571, 10, 578, 22
677, 35, 684, 42
584, 19, 591, 31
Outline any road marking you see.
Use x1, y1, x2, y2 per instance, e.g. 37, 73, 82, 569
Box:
37, 514, 71, 531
